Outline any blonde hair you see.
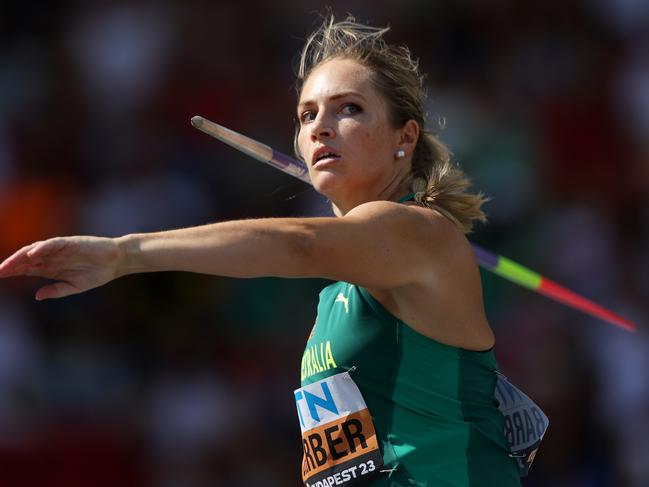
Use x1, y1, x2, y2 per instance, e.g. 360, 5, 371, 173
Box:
295, 14, 488, 233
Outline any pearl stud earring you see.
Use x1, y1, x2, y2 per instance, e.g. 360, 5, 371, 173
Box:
396, 149, 405, 158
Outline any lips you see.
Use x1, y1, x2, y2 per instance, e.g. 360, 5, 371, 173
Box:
312, 147, 341, 168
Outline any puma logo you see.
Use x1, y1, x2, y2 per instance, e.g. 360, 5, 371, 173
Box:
335, 293, 349, 313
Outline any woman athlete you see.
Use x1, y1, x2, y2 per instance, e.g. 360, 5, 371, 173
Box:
0, 15, 542, 487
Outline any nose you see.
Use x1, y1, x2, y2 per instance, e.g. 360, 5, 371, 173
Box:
309, 113, 335, 142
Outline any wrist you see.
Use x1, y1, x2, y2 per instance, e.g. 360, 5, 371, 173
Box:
114, 234, 141, 277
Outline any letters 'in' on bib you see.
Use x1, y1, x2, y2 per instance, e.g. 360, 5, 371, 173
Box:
495, 373, 549, 477
294, 372, 383, 487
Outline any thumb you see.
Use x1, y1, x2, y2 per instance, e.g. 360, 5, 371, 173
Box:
35, 281, 81, 301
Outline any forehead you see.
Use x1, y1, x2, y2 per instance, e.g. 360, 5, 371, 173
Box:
298, 58, 380, 105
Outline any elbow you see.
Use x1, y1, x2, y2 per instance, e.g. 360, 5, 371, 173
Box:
289, 222, 320, 273
270, 220, 321, 278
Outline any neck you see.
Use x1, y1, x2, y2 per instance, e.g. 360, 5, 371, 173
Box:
331, 179, 412, 216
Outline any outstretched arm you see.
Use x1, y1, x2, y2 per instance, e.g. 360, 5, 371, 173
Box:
0, 200, 454, 300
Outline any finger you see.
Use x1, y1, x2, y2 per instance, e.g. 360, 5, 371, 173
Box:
35, 281, 81, 301
13, 262, 45, 276
0, 242, 41, 277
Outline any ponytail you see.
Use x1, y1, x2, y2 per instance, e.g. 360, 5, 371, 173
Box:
410, 132, 488, 234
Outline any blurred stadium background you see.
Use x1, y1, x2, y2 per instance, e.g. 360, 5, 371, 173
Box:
1, 1, 648, 486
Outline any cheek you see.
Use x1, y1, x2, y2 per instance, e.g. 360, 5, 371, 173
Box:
352, 124, 394, 161
344, 119, 382, 149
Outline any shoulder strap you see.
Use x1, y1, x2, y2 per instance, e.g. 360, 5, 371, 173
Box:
397, 193, 415, 203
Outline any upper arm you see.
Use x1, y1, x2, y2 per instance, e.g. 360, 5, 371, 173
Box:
297, 201, 457, 289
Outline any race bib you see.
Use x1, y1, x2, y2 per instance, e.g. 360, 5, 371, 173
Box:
494, 373, 549, 477
294, 371, 383, 487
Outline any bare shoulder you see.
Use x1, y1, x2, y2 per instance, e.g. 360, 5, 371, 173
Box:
354, 201, 473, 260
345, 200, 462, 250
359, 202, 494, 351
346, 199, 443, 222
344, 200, 475, 284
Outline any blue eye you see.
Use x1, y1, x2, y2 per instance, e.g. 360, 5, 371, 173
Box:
341, 103, 361, 115
300, 111, 316, 123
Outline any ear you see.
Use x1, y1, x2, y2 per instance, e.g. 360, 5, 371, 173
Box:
396, 120, 419, 156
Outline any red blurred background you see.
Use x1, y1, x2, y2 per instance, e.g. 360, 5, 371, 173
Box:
1, 1, 648, 486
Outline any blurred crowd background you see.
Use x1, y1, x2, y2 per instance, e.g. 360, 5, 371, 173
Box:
1, 1, 648, 486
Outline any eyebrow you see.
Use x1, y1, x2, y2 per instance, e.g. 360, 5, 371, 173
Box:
297, 91, 367, 111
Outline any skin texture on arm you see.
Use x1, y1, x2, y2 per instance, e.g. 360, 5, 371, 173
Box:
0, 200, 440, 299
123, 200, 446, 290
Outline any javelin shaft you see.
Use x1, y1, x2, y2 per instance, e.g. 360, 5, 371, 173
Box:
192, 116, 310, 183
190, 115, 636, 332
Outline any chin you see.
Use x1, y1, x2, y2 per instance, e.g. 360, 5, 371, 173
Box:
311, 170, 345, 197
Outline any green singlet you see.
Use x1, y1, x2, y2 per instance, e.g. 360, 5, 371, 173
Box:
298, 280, 522, 487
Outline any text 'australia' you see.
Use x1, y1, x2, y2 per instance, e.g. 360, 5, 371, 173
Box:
302, 341, 337, 380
